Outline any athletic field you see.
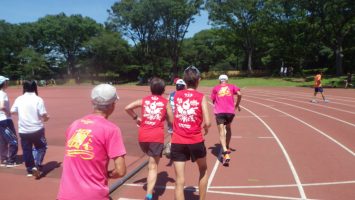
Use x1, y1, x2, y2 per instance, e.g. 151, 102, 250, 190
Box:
0, 85, 354, 200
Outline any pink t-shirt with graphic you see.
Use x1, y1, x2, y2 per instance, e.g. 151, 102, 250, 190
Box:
172, 89, 204, 144
57, 114, 126, 200
139, 95, 167, 143
211, 83, 240, 114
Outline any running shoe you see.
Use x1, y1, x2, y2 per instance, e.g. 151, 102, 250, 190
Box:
310, 99, 318, 103
6, 162, 19, 168
222, 152, 231, 166
27, 173, 33, 177
0, 160, 7, 167
32, 167, 41, 179
324, 99, 330, 103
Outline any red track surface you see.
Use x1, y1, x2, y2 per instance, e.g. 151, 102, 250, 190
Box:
0, 85, 354, 200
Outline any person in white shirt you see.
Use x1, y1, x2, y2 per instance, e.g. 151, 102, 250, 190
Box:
11, 80, 49, 178
0, 75, 18, 167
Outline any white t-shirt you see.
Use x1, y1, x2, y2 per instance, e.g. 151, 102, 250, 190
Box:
11, 92, 48, 133
0, 90, 11, 121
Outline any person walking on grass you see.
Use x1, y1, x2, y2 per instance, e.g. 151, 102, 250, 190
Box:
171, 66, 211, 200
0, 75, 18, 167
125, 77, 173, 200
164, 79, 186, 158
10, 80, 49, 178
211, 74, 242, 166
311, 70, 329, 103
58, 84, 126, 200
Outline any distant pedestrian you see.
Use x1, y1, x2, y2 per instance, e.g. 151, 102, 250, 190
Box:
171, 66, 211, 200
125, 77, 173, 200
345, 73, 352, 88
211, 74, 242, 166
0, 75, 18, 167
165, 79, 186, 158
11, 80, 49, 178
58, 84, 126, 200
311, 71, 329, 103
283, 67, 288, 76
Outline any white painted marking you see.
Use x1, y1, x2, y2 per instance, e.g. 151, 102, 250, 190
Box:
258, 136, 275, 139
231, 136, 243, 139
207, 148, 222, 191
209, 180, 355, 189
241, 106, 307, 199
245, 99, 355, 156
247, 91, 355, 114
249, 95, 355, 127
208, 190, 309, 200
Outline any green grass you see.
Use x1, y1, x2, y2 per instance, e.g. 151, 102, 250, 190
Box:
200, 76, 350, 88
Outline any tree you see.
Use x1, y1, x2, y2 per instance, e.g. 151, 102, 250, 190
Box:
35, 13, 102, 76
206, 0, 264, 74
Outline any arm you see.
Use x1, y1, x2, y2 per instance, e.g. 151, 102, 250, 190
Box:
41, 113, 50, 122
166, 103, 173, 125
0, 100, 10, 117
124, 99, 142, 126
235, 91, 242, 111
108, 156, 126, 179
201, 96, 211, 135
210, 87, 216, 103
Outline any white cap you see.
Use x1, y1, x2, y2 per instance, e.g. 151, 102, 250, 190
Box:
176, 79, 186, 86
219, 74, 228, 81
0, 76, 9, 84
91, 84, 119, 105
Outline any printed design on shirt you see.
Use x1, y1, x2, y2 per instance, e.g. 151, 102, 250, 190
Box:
218, 86, 232, 97
66, 129, 94, 160
176, 92, 199, 126
80, 119, 94, 124
143, 96, 164, 126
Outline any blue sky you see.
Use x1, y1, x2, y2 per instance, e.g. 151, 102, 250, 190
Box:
0, 0, 211, 38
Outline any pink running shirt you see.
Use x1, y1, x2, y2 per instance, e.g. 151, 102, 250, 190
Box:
57, 114, 126, 200
211, 83, 240, 114
138, 95, 168, 143
172, 89, 204, 144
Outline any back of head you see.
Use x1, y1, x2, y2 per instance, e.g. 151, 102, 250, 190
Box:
91, 84, 118, 111
218, 74, 228, 83
0, 75, 9, 90
23, 80, 38, 95
183, 66, 201, 89
150, 77, 165, 95
175, 79, 186, 91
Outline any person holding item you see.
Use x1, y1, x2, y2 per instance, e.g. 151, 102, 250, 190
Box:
125, 77, 173, 200
171, 66, 211, 200
57, 84, 126, 200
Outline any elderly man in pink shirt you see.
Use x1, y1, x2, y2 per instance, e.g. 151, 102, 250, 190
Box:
211, 74, 242, 166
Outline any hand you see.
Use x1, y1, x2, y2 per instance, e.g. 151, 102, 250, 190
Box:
236, 106, 241, 112
203, 126, 209, 136
136, 117, 141, 127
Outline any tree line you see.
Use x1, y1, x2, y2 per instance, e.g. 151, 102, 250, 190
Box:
0, 0, 354, 83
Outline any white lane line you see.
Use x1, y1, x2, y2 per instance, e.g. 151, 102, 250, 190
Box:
241, 106, 307, 199
209, 180, 355, 189
258, 136, 275, 139
245, 99, 355, 156
248, 95, 355, 127
207, 149, 222, 191
208, 190, 308, 200
246, 89, 355, 104
247, 92, 355, 115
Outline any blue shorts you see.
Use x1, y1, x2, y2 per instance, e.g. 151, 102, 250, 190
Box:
315, 87, 323, 93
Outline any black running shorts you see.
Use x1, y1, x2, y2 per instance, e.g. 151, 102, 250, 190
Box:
171, 141, 206, 162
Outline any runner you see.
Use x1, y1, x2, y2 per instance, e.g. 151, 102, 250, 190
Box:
211, 74, 242, 166
10, 80, 49, 178
164, 79, 186, 158
311, 71, 329, 103
171, 66, 211, 200
0, 75, 18, 167
57, 84, 126, 200
125, 77, 173, 200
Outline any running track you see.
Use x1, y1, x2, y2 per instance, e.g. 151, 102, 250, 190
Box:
0, 86, 354, 200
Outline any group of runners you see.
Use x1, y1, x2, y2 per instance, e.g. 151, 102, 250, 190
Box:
57, 65, 243, 200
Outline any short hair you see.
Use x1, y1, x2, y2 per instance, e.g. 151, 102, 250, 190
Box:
150, 77, 165, 95
23, 80, 38, 95
183, 66, 200, 89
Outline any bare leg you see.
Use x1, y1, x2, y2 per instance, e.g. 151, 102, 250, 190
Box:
146, 156, 160, 196
173, 161, 186, 200
195, 157, 208, 200
320, 92, 326, 101
217, 124, 228, 152
225, 124, 232, 150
